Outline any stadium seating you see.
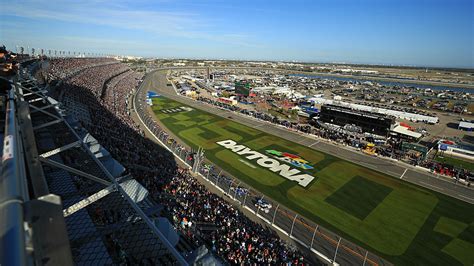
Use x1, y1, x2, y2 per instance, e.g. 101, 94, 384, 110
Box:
45, 58, 305, 264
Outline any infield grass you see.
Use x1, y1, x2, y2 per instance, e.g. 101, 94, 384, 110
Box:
151, 96, 474, 265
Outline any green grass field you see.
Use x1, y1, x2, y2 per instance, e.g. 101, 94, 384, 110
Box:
151, 96, 474, 265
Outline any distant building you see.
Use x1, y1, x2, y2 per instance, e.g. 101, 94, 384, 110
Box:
390, 123, 422, 140
319, 104, 395, 136
438, 140, 474, 161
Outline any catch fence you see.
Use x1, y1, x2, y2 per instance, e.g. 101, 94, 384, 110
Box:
133, 86, 391, 266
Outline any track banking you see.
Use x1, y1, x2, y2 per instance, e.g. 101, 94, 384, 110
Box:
216, 140, 315, 187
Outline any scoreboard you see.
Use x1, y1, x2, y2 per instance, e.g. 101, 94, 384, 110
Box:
235, 81, 251, 96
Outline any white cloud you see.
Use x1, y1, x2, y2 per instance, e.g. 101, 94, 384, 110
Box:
1, 0, 260, 47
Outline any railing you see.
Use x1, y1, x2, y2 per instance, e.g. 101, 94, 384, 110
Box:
133, 83, 391, 266
0, 80, 28, 266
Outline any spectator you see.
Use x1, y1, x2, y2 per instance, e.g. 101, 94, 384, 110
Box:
45, 58, 305, 265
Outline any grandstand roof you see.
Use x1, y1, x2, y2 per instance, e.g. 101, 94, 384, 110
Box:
459, 121, 474, 130
391, 125, 422, 139
322, 104, 394, 121
309, 97, 439, 123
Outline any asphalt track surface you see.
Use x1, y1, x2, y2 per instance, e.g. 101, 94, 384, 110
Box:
136, 69, 474, 266
136, 70, 381, 265
145, 69, 474, 204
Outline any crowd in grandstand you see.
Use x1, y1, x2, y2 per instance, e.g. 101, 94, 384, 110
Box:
45, 58, 305, 265
42, 57, 472, 264
47, 58, 116, 80
161, 168, 304, 264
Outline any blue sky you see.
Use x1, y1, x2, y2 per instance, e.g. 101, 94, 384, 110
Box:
1, 0, 473, 67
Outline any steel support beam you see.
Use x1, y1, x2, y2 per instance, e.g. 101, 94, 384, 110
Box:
39, 157, 111, 186
39, 141, 81, 158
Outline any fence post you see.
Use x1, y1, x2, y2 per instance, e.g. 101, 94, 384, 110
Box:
227, 179, 234, 196
196, 149, 201, 173
197, 160, 203, 174
174, 144, 179, 153
271, 204, 279, 225
215, 172, 222, 187
363, 250, 368, 266
310, 225, 319, 249
333, 237, 342, 263
199, 153, 205, 173
191, 150, 197, 172
290, 214, 298, 237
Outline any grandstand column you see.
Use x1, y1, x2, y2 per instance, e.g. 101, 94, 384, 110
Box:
310, 225, 319, 249
271, 204, 280, 225
290, 214, 298, 237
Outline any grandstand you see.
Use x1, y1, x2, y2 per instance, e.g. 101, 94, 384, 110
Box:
1, 52, 306, 265
4, 49, 471, 266
1, 59, 187, 265
309, 97, 439, 124
319, 104, 395, 136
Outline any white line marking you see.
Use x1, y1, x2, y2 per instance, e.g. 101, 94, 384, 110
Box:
420, 181, 445, 191
457, 194, 474, 201
400, 169, 408, 179
360, 162, 378, 170
297, 139, 308, 144
238, 159, 257, 169
309, 141, 320, 147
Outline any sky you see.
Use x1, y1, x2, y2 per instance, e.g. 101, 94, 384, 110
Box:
1, 0, 473, 68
